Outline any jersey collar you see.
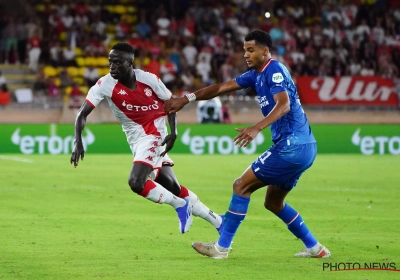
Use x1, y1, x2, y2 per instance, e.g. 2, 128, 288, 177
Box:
258, 58, 273, 73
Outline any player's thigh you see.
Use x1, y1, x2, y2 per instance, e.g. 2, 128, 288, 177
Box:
233, 165, 266, 197
131, 136, 169, 180
251, 143, 316, 190
129, 162, 153, 182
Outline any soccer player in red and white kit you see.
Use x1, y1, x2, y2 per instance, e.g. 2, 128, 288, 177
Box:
70, 43, 223, 234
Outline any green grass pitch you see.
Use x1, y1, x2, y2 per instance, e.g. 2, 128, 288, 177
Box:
0, 154, 399, 280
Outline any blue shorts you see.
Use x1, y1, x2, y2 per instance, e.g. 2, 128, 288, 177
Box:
251, 141, 317, 190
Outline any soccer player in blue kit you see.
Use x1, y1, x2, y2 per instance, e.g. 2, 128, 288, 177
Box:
164, 30, 330, 259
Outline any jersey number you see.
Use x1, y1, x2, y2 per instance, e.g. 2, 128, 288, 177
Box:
259, 151, 272, 164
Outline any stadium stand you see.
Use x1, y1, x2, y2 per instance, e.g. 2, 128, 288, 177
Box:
0, 0, 399, 122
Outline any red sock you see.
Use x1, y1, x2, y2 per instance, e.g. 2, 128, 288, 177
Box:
139, 180, 156, 197
178, 185, 189, 198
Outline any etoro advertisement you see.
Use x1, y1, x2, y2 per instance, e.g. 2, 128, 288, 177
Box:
0, 124, 399, 155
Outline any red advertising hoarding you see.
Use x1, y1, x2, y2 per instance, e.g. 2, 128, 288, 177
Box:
296, 76, 398, 106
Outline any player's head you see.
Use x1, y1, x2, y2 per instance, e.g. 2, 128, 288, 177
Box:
243, 30, 272, 71
109, 43, 135, 80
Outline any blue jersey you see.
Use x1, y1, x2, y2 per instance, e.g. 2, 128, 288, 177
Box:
235, 59, 315, 145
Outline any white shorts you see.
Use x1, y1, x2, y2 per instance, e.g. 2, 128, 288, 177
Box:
130, 135, 174, 180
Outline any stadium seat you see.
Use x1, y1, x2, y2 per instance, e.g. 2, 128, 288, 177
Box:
75, 57, 85, 67
84, 57, 97, 67
65, 86, 72, 95
79, 86, 89, 94
54, 78, 61, 87
66, 67, 79, 76
74, 48, 83, 56
78, 67, 86, 76
114, 5, 127, 14
97, 68, 109, 76
127, 6, 136, 13
73, 76, 84, 85
43, 66, 58, 77
59, 32, 66, 41
35, 4, 45, 12
104, 5, 115, 13
96, 57, 109, 67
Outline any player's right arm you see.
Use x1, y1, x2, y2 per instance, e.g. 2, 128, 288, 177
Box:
164, 80, 242, 113
70, 102, 93, 167
70, 76, 109, 167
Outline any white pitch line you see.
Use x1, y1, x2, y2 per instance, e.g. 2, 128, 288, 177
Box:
0, 156, 34, 163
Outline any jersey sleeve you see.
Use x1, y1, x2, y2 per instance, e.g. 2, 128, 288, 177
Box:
140, 70, 172, 101
86, 78, 105, 107
266, 62, 287, 96
234, 70, 256, 89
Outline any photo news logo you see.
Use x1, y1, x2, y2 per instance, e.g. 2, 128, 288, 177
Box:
323, 262, 400, 272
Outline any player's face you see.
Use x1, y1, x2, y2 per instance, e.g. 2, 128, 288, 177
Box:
108, 50, 133, 80
243, 40, 269, 71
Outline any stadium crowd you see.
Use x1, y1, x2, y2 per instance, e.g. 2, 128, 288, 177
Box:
0, 0, 399, 100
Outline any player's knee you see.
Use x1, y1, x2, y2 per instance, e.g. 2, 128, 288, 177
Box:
264, 200, 280, 214
128, 177, 146, 194
232, 178, 245, 196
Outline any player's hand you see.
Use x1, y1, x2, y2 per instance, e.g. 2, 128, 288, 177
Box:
70, 140, 85, 168
164, 97, 189, 114
233, 126, 261, 148
160, 134, 177, 157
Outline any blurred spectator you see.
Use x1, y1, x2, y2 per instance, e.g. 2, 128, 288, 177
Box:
136, 14, 152, 39
47, 77, 60, 97
160, 55, 178, 91
221, 100, 232, 124
32, 71, 48, 97
0, 84, 10, 106
156, 9, 171, 46
27, 29, 41, 73
16, 17, 27, 64
58, 67, 73, 88
181, 39, 198, 70
115, 18, 131, 40
4, 17, 19, 64
180, 67, 195, 90
62, 45, 77, 66
49, 42, 62, 67
196, 55, 212, 83
0, 71, 7, 87
83, 65, 100, 88
68, 82, 84, 109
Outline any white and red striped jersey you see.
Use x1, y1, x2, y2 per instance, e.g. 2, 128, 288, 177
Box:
86, 69, 172, 145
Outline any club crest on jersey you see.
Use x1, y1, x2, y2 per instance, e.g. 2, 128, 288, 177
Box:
272, 72, 284, 83
144, 87, 152, 96
118, 89, 128, 95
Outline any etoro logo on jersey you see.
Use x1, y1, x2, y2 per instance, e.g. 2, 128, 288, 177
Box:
351, 128, 400, 155
181, 128, 265, 155
122, 100, 159, 111
11, 127, 95, 154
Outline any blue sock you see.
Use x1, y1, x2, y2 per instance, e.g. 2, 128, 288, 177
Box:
218, 194, 250, 248
276, 204, 318, 248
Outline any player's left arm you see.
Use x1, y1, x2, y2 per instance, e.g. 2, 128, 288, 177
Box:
234, 91, 290, 148
160, 112, 178, 157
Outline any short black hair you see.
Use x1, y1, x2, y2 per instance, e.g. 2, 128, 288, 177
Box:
111, 42, 135, 54
244, 30, 272, 49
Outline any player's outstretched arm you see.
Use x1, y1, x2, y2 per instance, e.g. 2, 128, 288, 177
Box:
70, 102, 94, 168
160, 112, 178, 157
164, 80, 242, 114
233, 91, 290, 148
